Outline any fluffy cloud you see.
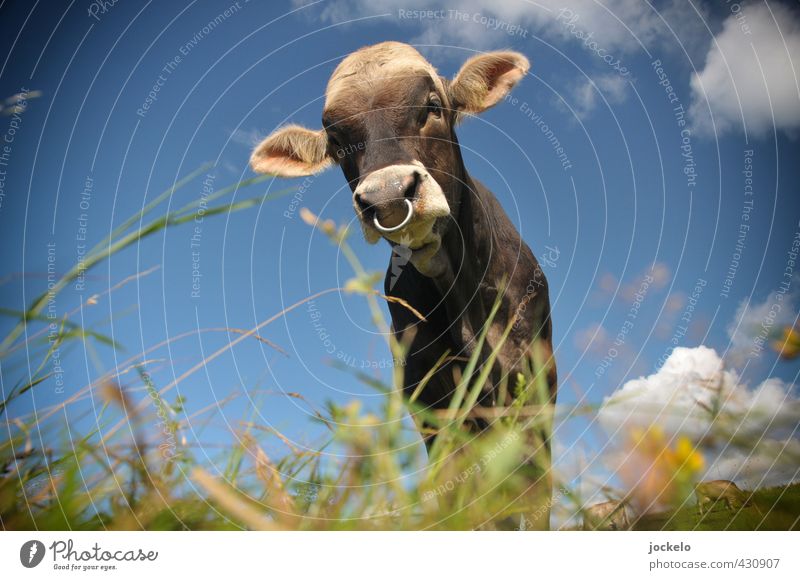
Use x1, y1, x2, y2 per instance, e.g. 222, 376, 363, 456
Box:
655, 291, 687, 338
599, 346, 796, 436
230, 127, 264, 147
300, 1, 800, 134
619, 262, 670, 303
689, 3, 800, 136
573, 322, 611, 353
593, 262, 671, 304
598, 346, 799, 486
726, 275, 799, 366
708, 438, 800, 489
567, 73, 629, 119
301, 0, 704, 56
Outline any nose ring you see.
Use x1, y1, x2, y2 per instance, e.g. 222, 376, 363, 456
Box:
373, 198, 414, 233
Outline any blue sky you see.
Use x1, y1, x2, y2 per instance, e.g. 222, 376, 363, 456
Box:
1, 0, 799, 508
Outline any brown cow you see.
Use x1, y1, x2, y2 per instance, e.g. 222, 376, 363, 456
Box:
695, 480, 752, 515
583, 500, 630, 531
250, 42, 556, 529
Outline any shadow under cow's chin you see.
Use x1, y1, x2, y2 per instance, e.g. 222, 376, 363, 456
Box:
363, 218, 446, 278
408, 235, 446, 278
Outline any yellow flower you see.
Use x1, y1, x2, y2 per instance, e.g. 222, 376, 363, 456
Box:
620, 426, 705, 511
672, 436, 705, 473
772, 325, 800, 360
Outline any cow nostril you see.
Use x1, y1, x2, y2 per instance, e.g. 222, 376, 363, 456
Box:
402, 171, 421, 200
355, 169, 425, 229
354, 192, 373, 217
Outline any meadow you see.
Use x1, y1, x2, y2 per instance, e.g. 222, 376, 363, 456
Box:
1, 167, 797, 532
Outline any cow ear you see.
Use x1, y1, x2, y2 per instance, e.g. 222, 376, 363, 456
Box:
449, 51, 529, 117
250, 124, 333, 177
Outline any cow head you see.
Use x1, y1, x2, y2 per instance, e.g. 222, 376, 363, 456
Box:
250, 42, 529, 276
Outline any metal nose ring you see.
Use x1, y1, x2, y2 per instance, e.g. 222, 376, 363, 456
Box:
373, 199, 414, 233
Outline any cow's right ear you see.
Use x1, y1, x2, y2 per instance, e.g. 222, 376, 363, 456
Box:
250, 124, 333, 177
448, 51, 530, 118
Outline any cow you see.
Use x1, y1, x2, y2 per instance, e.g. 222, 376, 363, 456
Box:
250, 42, 557, 529
695, 480, 753, 515
582, 500, 630, 530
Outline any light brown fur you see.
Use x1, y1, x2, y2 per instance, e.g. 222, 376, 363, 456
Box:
250, 42, 531, 178
325, 42, 444, 106
450, 51, 530, 118
695, 480, 752, 515
249, 124, 330, 177
583, 500, 630, 530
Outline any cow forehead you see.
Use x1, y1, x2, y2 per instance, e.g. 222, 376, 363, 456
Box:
325, 42, 445, 110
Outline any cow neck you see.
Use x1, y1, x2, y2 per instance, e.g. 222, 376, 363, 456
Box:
430, 169, 499, 347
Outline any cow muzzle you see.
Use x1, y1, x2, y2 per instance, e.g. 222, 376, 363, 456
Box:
352, 163, 449, 246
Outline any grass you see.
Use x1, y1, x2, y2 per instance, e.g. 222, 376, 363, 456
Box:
633, 483, 800, 531
0, 166, 798, 531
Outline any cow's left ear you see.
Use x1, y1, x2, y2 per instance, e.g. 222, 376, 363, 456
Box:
250, 124, 333, 177
448, 51, 530, 116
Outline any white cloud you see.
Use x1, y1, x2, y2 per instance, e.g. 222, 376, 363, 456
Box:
726, 275, 799, 366
568, 73, 628, 119
689, 3, 800, 136
708, 438, 800, 489
594, 262, 671, 303
295, 1, 727, 125
598, 346, 799, 486
617, 261, 670, 303
298, 2, 800, 134
599, 346, 796, 436
230, 127, 264, 147
300, 0, 704, 56
574, 322, 611, 353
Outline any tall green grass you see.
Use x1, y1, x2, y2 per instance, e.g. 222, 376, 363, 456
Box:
1, 168, 797, 531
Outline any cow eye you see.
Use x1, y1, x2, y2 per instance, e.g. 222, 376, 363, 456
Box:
427, 97, 443, 119
327, 131, 343, 150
